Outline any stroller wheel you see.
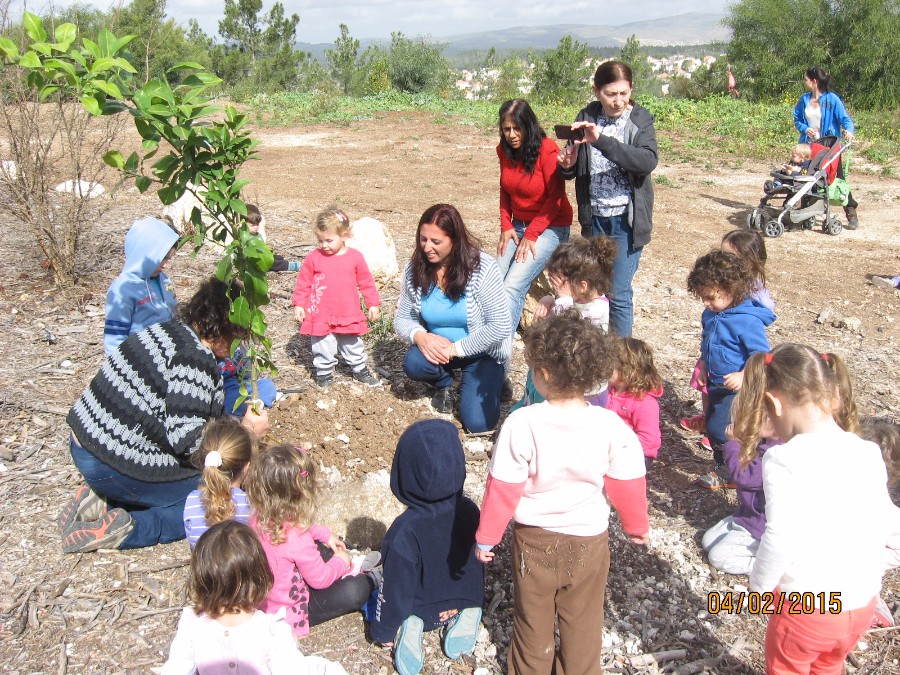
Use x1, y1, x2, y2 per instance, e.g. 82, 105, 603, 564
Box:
824, 216, 843, 236
746, 208, 764, 231
763, 220, 784, 238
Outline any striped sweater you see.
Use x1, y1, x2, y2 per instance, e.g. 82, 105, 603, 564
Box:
394, 251, 512, 364
68, 320, 224, 483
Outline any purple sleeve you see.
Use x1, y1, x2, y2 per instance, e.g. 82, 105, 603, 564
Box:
723, 440, 763, 490
750, 283, 775, 312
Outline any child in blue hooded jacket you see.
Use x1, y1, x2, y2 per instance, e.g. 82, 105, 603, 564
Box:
104, 217, 179, 355
371, 419, 484, 675
687, 250, 775, 489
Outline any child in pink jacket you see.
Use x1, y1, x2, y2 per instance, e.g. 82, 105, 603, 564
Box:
605, 337, 663, 470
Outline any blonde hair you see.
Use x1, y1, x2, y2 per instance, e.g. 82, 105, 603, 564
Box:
732, 344, 859, 468
314, 206, 352, 237
793, 143, 811, 160
613, 337, 662, 399
191, 418, 255, 527
245, 444, 320, 545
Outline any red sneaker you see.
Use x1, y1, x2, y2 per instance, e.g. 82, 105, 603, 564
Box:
700, 436, 712, 452
679, 415, 706, 434
62, 508, 133, 553
57, 484, 107, 533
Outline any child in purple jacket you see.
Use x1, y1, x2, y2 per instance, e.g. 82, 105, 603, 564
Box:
702, 437, 779, 575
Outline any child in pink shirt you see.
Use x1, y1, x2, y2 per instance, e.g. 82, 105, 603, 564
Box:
292, 207, 381, 388
246, 445, 376, 638
475, 312, 648, 674
605, 337, 663, 471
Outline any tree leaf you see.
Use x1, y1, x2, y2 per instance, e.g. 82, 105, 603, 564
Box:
54, 23, 77, 48
39, 84, 61, 101
102, 150, 125, 168
22, 12, 47, 44
216, 253, 233, 282
229, 296, 251, 328
167, 61, 205, 72
80, 94, 102, 116
81, 38, 100, 59
124, 151, 139, 173
90, 79, 122, 98
250, 308, 268, 336
0, 37, 18, 60
18, 51, 42, 69
135, 175, 152, 193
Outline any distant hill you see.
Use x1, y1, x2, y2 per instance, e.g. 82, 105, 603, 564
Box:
298, 12, 729, 60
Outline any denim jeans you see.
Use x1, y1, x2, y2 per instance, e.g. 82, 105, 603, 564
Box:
403, 345, 504, 433
590, 213, 642, 337
70, 437, 199, 549
705, 386, 736, 466
496, 221, 569, 331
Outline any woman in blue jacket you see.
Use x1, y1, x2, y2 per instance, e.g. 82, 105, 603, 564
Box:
793, 66, 859, 229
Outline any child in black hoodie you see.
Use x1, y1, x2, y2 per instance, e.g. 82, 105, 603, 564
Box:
370, 420, 484, 675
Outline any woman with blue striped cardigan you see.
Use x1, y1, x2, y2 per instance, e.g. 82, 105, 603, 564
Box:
395, 204, 512, 433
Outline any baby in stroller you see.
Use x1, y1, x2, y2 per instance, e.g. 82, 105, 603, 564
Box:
749, 136, 848, 238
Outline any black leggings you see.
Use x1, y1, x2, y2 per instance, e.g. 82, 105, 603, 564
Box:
309, 542, 376, 626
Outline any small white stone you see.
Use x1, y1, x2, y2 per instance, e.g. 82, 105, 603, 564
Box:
465, 440, 486, 454
337, 434, 350, 444
60, 359, 74, 368
316, 400, 329, 410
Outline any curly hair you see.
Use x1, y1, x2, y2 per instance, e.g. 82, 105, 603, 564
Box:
410, 204, 482, 303
245, 444, 320, 545
686, 250, 754, 307
314, 205, 352, 237
860, 417, 900, 489
191, 418, 255, 528
178, 277, 247, 344
732, 344, 859, 468
189, 521, 273, 619
545, 236, 617, 299
613, 337, 662, 399
721, 229, 768, 287
498, 99, 546, 174
523, 310, 614, 396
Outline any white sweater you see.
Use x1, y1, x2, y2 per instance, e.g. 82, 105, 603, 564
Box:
750, 428, 897, 610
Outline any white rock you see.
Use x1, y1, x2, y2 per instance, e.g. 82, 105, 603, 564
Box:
60, 359, 74, 368
363, 469, 390, 487
54, 179, 105, 198
346, 217, 399, 284
316, 400, 330, 410
465, 440, 486, 454
336, 434, 350, 444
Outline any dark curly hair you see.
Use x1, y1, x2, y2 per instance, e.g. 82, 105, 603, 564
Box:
411, 204, 482, 303
545, 236, 617, 299
523, 310, 614, 396
721, 229, 767, 287
498, 99, 546, 174
686, 250, 754, 308
178, 277, 247, 344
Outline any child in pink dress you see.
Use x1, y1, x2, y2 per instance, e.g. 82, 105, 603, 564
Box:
292, 207, 381, 388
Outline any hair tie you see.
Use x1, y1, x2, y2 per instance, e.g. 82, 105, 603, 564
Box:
821, 353, 829, 363
764, 352, 773, 365
294, 445, 308, 454
300, 470, 309, 478
336, 211, 348, 224
205, 450, 223, 468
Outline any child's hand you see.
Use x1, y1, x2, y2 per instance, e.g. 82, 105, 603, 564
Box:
334, 548, 352, 569
368, 306, 381, 322
629, 533, 649, 545
533, 295, 554, 319
696, 362, 707, 387
475, 548, 494, 564
724, 371, 744, 391
326, 534, 347, 554
293, 306, 306, 323
725, 423, 735, 440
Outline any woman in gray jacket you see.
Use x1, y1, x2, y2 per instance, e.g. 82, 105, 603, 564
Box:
558, 61, 658, 337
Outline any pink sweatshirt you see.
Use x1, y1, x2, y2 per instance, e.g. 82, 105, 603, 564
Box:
250, 518, 349, 637
604, 386, 663, 459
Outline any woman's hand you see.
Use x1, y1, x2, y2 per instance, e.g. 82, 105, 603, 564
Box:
573, 121, 600, 144
413, 331, 452, 365
843, 129, 855, 141
475, 548, 494, 564
241, 407, 269, 441
514, 238, 537, 263
293, 306, 306, 323
368, 306, 381, 322
806, 128, 819, 140
557, 144, 578, 169
497, 229, 519, 257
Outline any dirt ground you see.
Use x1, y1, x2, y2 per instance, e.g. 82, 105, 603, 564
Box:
0, 110, 898, 674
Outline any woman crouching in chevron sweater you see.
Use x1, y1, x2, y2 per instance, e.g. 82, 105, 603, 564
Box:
60, 277, 270, 553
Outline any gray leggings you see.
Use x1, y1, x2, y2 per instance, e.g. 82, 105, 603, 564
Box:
311, 333, 367, 375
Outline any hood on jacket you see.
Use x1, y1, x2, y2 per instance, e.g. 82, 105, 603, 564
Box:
122, 217, 180, 280
391, 419, 465, 508
723, 298, 777, 326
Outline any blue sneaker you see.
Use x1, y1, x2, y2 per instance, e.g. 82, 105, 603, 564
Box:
443, 607, 482, 659
394, 615, 425, 675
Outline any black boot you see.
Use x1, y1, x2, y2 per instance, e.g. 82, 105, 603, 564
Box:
844, 206, 859, 230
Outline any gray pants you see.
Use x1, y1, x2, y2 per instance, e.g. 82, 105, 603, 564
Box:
702, 516, 759, 576
311, 333, 367, 376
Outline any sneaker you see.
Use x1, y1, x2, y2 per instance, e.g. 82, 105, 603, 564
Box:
57, 484, 107, 534
698, 466, 736, 490
62, 508, 134, 553
679, 415, 706, 434
700, 436, 712, 452
431, 386, 454, 414
443, 607, 482, 659
315, 372, 334, 388
352, 368, 382, 387
871, 596, 894, 629
394, 615, 425, 675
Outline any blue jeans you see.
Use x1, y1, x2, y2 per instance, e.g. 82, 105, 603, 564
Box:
403, 346, 504, 433
705, 386, 736, 466
590, 214, 642, 337
496, 221, 569, 331
70, 437, 200, 549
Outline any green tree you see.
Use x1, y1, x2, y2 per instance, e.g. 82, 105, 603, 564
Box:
491, 57, 525, 101
618, 34, 654, 94
669, 58, 731, 100
484, 47, 499, 70
360, 45, 390, 95
387, 32, 450, 94
531, 36, 591, 105
325, 23, 360, 95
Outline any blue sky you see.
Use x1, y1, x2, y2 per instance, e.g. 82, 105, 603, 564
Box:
20, 0, 729, 43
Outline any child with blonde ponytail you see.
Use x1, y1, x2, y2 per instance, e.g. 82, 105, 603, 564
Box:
733, 344, 896, 674
183, 418, 255, 548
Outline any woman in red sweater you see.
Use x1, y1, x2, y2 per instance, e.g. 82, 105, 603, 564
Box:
496, 99, 573, 332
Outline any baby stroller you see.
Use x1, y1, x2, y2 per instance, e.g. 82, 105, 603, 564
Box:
747, 136, 850, 238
